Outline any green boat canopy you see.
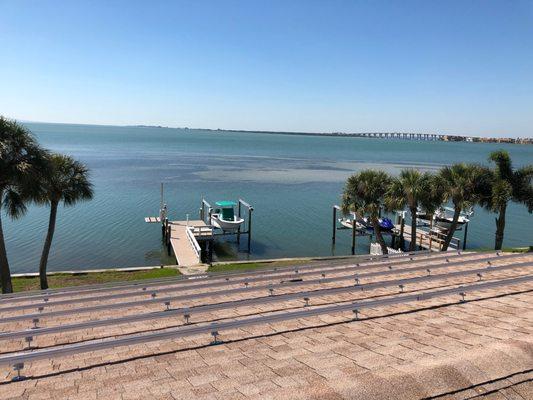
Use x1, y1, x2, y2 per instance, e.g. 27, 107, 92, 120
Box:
215, 201, 237, 208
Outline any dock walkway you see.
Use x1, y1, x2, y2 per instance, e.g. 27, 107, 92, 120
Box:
169, 220, 213, 267
396, 224, 461, 251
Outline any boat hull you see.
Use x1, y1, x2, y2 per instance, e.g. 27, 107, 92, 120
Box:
211, 215, 245, 233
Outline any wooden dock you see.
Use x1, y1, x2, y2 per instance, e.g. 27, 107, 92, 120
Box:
396, 224, 461, 251
168, 220, 213, 267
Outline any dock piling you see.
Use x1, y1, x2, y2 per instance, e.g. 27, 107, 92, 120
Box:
332, 206, 338, 244
247, 206, 252, 253
351, 219, 356, 255
463, 222, 469, 250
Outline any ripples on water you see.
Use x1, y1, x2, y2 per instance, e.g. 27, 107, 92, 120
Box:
3, 123, 532, 273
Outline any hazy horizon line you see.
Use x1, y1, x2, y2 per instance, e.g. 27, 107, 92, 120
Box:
13, 117, 532, 140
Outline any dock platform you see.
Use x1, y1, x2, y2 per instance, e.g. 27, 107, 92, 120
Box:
396, 224, 461, 251
168, 220, 213, 267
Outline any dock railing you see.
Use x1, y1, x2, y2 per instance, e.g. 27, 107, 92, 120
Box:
185, 226, 202, 263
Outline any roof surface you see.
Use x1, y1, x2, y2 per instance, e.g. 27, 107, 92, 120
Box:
0, 251, 531, 400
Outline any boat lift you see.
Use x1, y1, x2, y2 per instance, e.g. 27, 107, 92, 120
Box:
200, 198, 253, 253
145, 184, 254, 266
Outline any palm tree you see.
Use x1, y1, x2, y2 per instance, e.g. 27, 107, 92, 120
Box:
342, 169, 392, 254
482, 150, 533, 250
386, 170, 443, 251
0, 117, 47, 293
438, 163, 491, 251
37, 154, 93, 289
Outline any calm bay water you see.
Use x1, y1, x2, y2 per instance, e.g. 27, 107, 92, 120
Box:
4, 122, 532, 273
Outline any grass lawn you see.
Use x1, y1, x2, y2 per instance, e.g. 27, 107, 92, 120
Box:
12, 267, 181, 293
475, 246, 532, 253
207, 259, 309, 273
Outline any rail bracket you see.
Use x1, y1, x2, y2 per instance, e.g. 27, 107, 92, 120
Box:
210, 330, 222, 345
11, 363, 26, 382
24, 336, 33, 350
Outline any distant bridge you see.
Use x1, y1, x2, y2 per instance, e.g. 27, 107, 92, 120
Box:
350, 132, 443, 141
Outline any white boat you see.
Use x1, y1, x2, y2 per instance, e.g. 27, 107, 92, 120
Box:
210, 201, 244, 233
416, 208, 433, 226
433, 207, 473, 230
338, 217, 365, 230
338, 216, 394, 231
416, 207, 473, 231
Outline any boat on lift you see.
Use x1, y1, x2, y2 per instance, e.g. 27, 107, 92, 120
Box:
434, 207, 473, 230
210, 201, 245, 233
339, 216, 394, 232
416, 206, 473, 230
338, 217, 366, 230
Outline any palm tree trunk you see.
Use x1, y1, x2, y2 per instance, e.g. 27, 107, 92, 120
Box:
409, 207, 417, 251
372, 217, 388, 254
442, 206, 461, 251
39, 200, 58, 290
0, 198, 14, 294
494, 204, 506, 251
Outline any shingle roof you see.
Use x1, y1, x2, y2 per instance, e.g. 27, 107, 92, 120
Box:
0, 251, 531, 399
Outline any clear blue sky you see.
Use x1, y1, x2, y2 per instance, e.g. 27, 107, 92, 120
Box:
1, 1, 532, 137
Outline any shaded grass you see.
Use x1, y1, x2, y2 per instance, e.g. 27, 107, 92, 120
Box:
475, 246, 532, 254
208, 259, 309, 273
12, 268, 181, 293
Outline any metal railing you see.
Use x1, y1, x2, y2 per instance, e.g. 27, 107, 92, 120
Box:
0, 252, 521, 324
0, 251, 449, 308
185, 226, 202, 263
1, 274, 531, 377
0, 250, 433, 303
0, 251, 499, 315
1, 260, 530, 343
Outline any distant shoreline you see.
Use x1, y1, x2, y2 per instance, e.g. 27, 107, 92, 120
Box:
20, 119, 533, 144
133, 125, 533, 144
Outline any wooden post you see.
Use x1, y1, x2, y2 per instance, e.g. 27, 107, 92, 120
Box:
163, 218, 168, 240
166, 225, 171, 256
247, 207, 252, 252
351, 221, 356, 255
237, 200, 242, 245
160, 182, 164, 215
332, 206, 337, 244
463, 222, 468, 250
208, 240, 213, 265
399, 215, 405, 250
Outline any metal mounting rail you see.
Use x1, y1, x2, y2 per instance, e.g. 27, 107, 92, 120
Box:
0, 251, 463, 309
0, 275, 531, 373
1, 262, 530, 342
0, 252, 511, 314
0, 250, 434, 303
0, 253, 522, 324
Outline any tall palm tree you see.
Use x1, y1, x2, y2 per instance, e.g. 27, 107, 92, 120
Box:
37, 154, 93, 289
482, 150, 533, 250
438, 163, 491, 251
386, 170, 442, 251
0, 117, 47, 293
342, 169, 392, 254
